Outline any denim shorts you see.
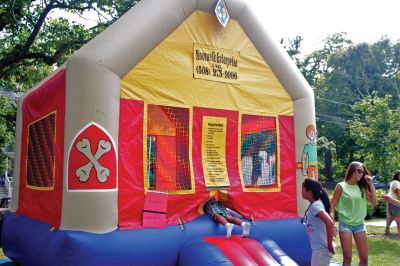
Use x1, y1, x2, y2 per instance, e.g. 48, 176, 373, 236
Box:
388, 203, 400, 217
339, 221, 366, 234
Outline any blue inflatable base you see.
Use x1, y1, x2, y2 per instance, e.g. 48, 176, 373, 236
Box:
1, 212, 311, 265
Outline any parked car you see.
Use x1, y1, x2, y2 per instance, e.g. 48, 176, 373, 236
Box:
0, 197, 11, 208
371, 176, 388, 190
372, 180, 386, 189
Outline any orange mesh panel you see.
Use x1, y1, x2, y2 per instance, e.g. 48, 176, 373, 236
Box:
147, 105, 191, 192
27, 113, 56, 188
148, 105, 176, 136
241, 115, 277, 188
155, 136, 177, 190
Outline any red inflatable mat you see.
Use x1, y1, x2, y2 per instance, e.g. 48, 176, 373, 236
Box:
203, 235, 280, 266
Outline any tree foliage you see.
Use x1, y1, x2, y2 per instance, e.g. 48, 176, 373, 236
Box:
0, 95, 17, 174
280, 36, 304, 69
287, 33, 400, 180
0, 0, 139, 91
348, 94, 400, 181
301, 32, 352, 86
0, 0, 140, 173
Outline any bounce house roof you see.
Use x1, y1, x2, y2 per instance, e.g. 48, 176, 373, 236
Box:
73, 0, 312, 101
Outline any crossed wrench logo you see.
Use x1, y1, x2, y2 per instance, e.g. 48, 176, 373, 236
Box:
75, 138, 111, 183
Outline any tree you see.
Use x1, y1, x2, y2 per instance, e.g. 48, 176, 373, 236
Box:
304, 33, 352, 85
324, 38, 400, 107
290, 33, 355, 179
323, 39, 400, 175
0, 95, 17, 174
348, 94, 400, 183
317, 136, 336, 183
298, 36, 400, 180
0, 0, 140, 173
1, 0, 140, 92
280, 36, 304, 69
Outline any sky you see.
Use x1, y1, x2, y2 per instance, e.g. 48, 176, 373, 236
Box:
56, 0, 400, 55
249, 0, 400, 54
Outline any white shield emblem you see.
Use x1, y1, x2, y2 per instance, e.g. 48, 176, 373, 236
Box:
215, 0, 230, 28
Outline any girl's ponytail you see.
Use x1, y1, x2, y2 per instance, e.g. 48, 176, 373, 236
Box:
319, 188, 331, 213
303, 179, 331, 213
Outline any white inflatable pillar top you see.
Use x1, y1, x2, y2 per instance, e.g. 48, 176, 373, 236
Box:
12, 0, 315, 233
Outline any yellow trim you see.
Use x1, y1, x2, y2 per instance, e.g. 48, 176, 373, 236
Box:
26, 184, 54, 191
197, 202, 206, 214
25, 111, 57, 191
238, 113, 244, 189
201, 116, 229, 188
197, 190, 219, 214
217, 189, 228, 204
188, 107, 196, 194
143, 103, 195, 195
239, 114, 281, 193
143, 103, 149, 192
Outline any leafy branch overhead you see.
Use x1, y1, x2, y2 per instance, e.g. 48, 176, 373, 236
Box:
348, 94, 400, 181
285, 32, 400, 179
0, 0, 140, 90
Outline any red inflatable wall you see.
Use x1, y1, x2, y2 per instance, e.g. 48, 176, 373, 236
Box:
118, 99, 297, 229
18, 69, 65, 228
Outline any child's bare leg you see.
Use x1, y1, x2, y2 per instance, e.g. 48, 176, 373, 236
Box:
214, 214, 228, 225
226, 216, 242, 226
226, 216, 251, 237
386, 212, 393, 234
214, 214, 234, 239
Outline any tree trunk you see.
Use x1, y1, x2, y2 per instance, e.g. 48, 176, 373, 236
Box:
325, 150, 334, 188
349, 148, 354, 165
325, 150, 333, 181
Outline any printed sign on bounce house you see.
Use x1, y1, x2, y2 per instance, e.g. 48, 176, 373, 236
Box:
67, 122, 117, 191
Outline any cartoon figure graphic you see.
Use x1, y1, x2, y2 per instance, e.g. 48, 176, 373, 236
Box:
301, 124, 318, 179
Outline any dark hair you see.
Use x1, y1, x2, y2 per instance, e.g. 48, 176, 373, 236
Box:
345, 161, 371, 197
303, 179, 331, 213
393, 171, 400, 181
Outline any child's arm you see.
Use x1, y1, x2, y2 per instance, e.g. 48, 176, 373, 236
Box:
365, 175, 378, 206
329, 184, 342, 220
382, 194, 400, 207
317, 211, 336, 254
395, 183, 400, 199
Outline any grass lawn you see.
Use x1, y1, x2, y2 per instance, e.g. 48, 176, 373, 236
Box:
325, 188, 400, 265
331, 223, 400, 266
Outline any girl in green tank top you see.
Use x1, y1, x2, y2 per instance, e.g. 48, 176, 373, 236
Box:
330, 162, 377, 266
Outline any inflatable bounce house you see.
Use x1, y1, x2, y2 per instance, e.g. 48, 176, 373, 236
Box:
2, 0, 318, 265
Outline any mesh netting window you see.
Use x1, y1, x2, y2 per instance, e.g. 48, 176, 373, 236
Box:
241, 115, 277, 187
27, 112, 56, 188
147, 105, 191, 191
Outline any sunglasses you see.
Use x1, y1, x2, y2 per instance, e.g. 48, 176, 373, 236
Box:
357, 169, 365, 175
